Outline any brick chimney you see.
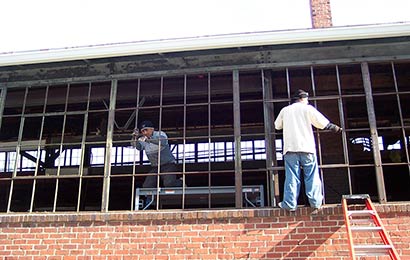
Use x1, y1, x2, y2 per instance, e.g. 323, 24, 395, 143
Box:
310, 0, 333, 28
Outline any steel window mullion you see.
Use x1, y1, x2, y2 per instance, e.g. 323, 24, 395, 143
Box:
335, 65, 353, 195
0, 87, 7, 129
153, 77, 165, 209
52, 84, 70, 212
77, 82, 92, 212
361, 62, 387, 203
7, 86, 29, 213
181, 75, 187, 209
101, 80, 117, 212
310, 66, 327, 204
391, 62, 410, 171
262, 69, 277, 206
130, 78, 140, 210
207, 73, 212, 208
29, 85, 49, 212
233, 69, 242, 208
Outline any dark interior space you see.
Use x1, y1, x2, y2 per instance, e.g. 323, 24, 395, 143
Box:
1, 60, 409, 212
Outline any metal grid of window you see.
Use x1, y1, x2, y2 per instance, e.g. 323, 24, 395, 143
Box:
0, 61, 409, 213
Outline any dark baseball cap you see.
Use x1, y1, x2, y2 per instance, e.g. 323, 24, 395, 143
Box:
139, 120, 154, 130
293, 89, 309, 99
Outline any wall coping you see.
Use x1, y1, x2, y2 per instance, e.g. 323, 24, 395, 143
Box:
0, 203, 409, 224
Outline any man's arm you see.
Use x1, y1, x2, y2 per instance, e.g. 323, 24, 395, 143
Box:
324, 123, 342, 133
274, 110, 284, 130
145, 131, 169, 145
308, 106, 342, 133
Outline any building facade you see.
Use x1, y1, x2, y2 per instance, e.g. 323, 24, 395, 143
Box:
1, 23, 409, 213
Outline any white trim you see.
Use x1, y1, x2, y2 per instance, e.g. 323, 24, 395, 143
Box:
1, 23, 410, 67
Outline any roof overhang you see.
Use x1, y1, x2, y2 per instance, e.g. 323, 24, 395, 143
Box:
1, 22, 410, 68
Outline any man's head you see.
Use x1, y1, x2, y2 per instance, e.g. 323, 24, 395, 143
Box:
139, 120, 155, 137
292, 89, 309, 104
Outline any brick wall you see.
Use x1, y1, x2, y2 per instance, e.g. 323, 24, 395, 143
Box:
310, 0, 333, 28
0, 203, 409, 259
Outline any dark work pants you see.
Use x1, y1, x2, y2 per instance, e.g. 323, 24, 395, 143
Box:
142, 163, 183, 188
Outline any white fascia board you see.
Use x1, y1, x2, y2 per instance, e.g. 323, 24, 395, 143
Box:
1, 22, 410, 67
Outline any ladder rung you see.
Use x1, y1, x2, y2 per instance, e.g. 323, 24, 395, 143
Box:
348, 210, 376, 216
343, 194, 370, 200
354, 245, 393, 256
349, 219, 373, 224
351, 226, 383, 232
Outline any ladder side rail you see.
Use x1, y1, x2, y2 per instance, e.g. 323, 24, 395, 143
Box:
365, 198, 401, 260
342, 198, 356, 259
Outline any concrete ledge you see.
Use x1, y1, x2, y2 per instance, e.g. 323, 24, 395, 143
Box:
0, 202, 409, 224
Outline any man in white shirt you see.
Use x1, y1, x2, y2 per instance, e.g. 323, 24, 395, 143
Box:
274, 89, 342, 211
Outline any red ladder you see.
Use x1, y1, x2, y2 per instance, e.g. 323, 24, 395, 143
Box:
342, 194, 400, 260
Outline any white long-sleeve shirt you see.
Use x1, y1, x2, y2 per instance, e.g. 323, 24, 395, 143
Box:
274, 102, 330, 154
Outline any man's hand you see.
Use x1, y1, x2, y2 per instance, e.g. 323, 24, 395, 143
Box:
138, 136, 147, 142
324, 123, 342, 133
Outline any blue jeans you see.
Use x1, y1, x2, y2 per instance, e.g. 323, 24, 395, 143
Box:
281, 152, 323, 210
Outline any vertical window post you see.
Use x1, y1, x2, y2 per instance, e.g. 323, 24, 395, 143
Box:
262, 70, 278, 206
102, 79, 117, 212
233, 70, 242, 208
361, 62, 387, 203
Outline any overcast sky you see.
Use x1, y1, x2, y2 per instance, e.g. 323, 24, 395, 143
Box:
1, 0, 409, 53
